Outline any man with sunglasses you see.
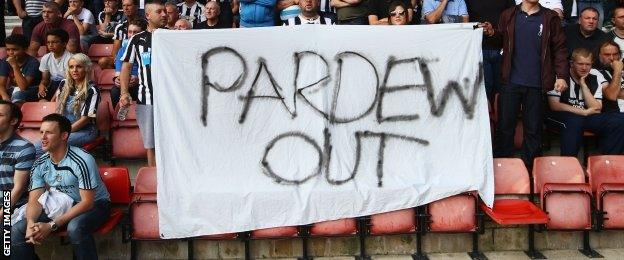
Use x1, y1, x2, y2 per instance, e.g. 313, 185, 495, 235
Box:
283, 0, 335, 25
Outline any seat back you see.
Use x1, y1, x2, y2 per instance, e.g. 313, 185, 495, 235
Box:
428, 193, 477, 232
88, 44, 113, 61
135, 167, 157, 194
131, 201, 160, 239
493, 158, 530, 195
98, 69, 116, 91
369, 208, 416, 235
111, 103, 146, 159
310, 218, 357, 236
96, 100, 111, 132
21, 102, 57, 127
250, 226, 299, 238
587, 155, 624, 193
99, 167, 132, 204
533, 156, 585, 193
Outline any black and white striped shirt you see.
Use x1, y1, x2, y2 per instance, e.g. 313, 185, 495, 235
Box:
177, 1, 206, 27
319, 0, 336, 14
113, 20, 130, 41
121, 31, 154, 105
98, 10, 125, 34
57, 80, 101, 118
25, 0, 46, 17
283, 14, 335, 25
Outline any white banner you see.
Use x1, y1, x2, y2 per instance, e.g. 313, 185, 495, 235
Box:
152, 24, 493, 239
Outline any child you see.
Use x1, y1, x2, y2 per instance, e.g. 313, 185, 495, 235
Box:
38, 29, 73, 101
0, 34, 41, 104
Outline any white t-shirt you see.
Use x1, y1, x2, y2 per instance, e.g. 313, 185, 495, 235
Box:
39, 50, 72, 82
67, 8, 96, 35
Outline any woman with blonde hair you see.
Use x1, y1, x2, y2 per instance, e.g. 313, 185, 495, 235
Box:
35, 53, 100, 156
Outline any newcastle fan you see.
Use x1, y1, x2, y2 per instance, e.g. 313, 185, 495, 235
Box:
119, 1, 167, 167
283, 0, 335, 25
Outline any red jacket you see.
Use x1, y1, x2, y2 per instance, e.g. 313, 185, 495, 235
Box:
497, 4, 569, 92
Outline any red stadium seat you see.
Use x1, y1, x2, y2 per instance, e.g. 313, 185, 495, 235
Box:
98, 69, 116, 91
57, 167, 130, 242
18, 102, 57, 143
480, 158, 548, 258
246, 226, 300, 259
88, 44, 113, 62
111, 103, 147, 162
301, 218, 358, 259
587, 155, 624, 230
533, 156, 600, 257
127, 167, 160, 260
427, 192, 484, 259
360, 208, 424, 259
81, 100, 111, 153
92, 63, 102, 82
11, 27, 23, 35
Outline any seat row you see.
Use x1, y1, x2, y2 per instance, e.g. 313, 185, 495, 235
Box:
19, 100, 147, 163
122, 156, 624, 260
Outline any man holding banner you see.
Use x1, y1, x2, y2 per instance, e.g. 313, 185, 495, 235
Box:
119, 1, 167, 167
484, 0, 568, 167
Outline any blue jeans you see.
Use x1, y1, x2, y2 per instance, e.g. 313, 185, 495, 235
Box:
494, 84, 544, 167
482, 49, 502, 103
549, 111, 624, 156
35, 125, 98, 157
11, 200, 110, 260
11, 86, 38, 103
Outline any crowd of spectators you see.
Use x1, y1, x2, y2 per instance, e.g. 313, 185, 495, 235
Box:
3, 0, 624, 258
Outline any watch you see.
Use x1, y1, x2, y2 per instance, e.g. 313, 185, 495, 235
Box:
49, 221, 59, 232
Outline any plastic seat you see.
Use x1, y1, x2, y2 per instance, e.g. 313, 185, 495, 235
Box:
533, 156, 591, 230
587, 155, 624, 229
427, 192, 485, 259
480, 158, 548, 225
57, 167, 130, 238
18, 102, 57, 143
369, 208, 416, 235
428, 194, 477, 232
309, 218, 357, 236
127, 167, 160, 260
533, 156, 600, 257
98, 69, 116, 91
362, 208, 422, 259
250, 226, 299, 238
88, 44, 113, 62
111, 103, 147, 161
82, 100, 111, 152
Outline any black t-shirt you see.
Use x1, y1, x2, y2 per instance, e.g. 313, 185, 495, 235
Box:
368, 0, 412, 21
564, 24, 608, 57
194, 20, 228, 29
466, 0, 515, 50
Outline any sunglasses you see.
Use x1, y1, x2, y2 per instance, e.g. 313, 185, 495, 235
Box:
390, 10, 406, 17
